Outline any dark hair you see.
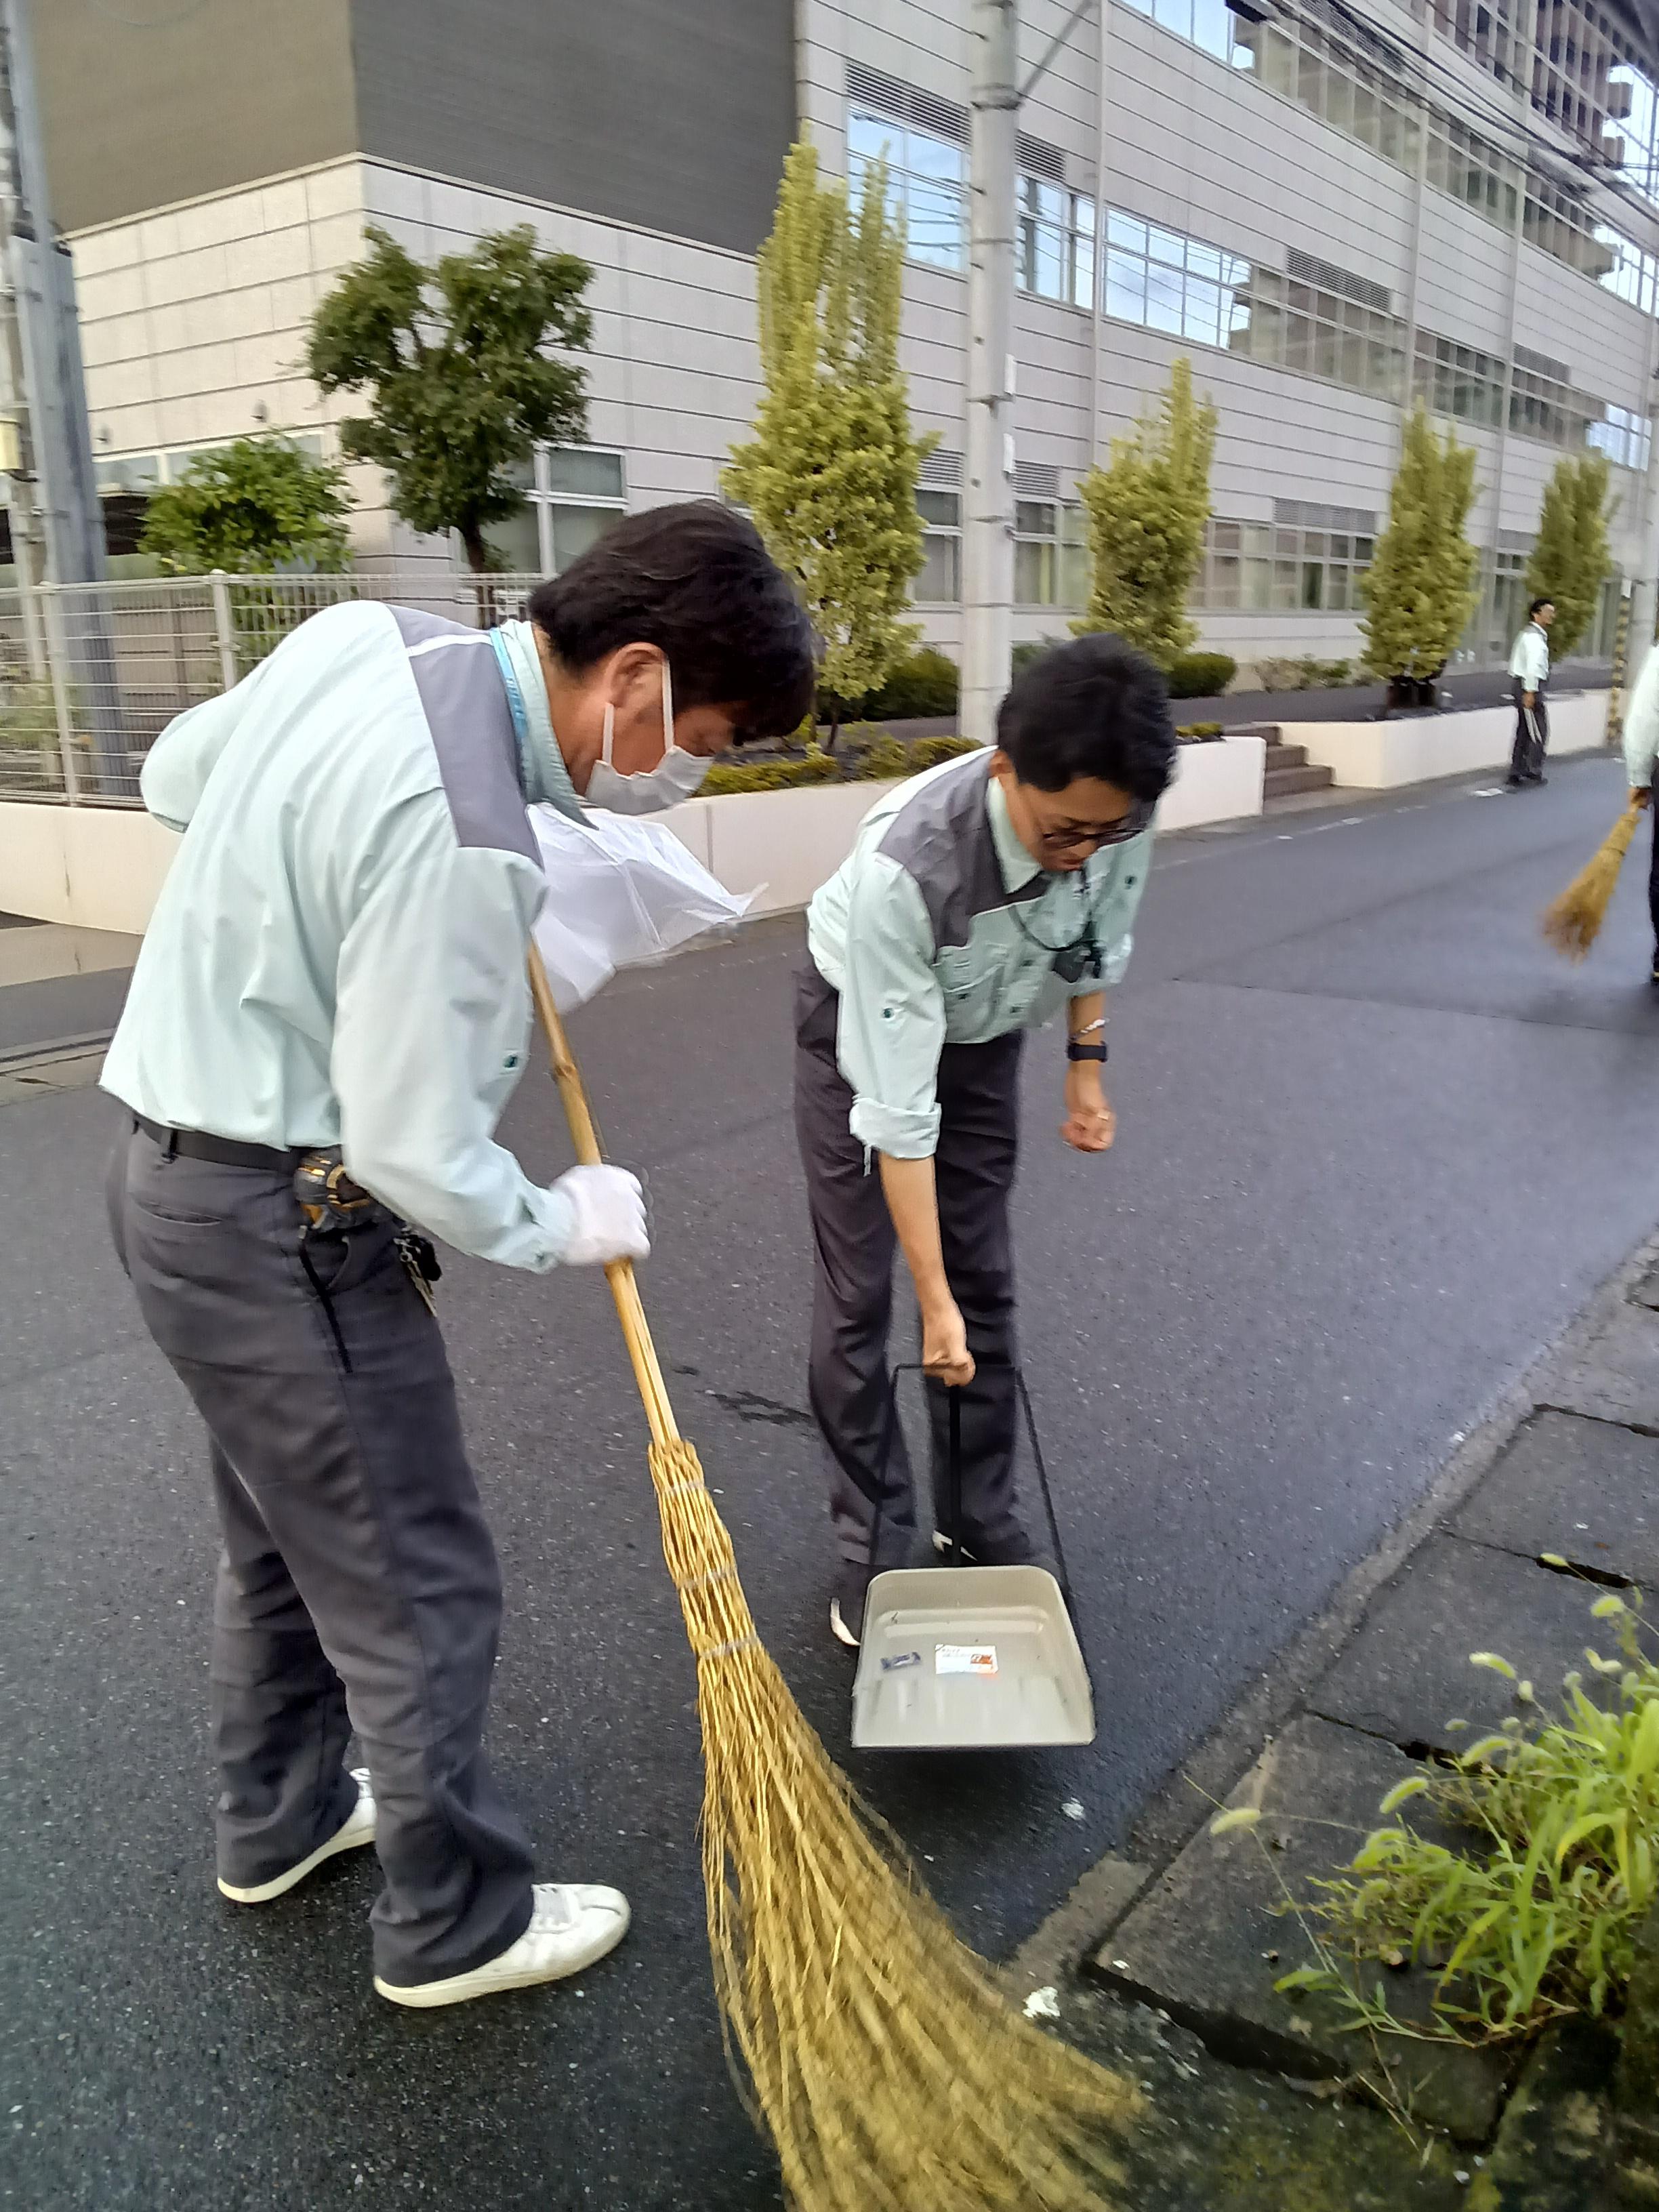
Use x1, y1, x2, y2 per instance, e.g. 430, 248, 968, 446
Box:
528, 501, 816, 739
1529, 596, 1555, 619
996, 633, 1178, 802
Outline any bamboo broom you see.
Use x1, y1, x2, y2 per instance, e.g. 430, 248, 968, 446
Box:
1540, 802, 1644, 961
527, 949, 1138, 2212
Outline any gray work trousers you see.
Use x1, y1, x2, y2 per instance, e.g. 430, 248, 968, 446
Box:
106, 1122, 534, 1987
792, 966, 1025, 1565
1510, 682, 1549, 781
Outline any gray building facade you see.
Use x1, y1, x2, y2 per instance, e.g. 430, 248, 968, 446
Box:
39, 0, 1659, 673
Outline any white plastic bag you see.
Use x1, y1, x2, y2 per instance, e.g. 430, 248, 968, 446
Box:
528, 804, 754, 1012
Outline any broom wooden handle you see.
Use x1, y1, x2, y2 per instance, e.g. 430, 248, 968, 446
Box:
527, 950, 682, 1450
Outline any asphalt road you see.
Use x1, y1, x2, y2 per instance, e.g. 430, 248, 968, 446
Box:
7, 751, 1659, 2211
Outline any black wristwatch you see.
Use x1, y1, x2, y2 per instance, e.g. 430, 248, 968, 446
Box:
1066, 1040, 1108, 1063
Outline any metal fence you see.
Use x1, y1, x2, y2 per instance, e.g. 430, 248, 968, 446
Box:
0, 570, 543, 804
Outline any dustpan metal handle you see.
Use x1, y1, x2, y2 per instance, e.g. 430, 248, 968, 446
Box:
879, 1361, 1076, 1595
863, 1373, 905, 1574
945, 1387, 966, 1567
1010, 1365, 1076, 1613
526, 949, 682, 1450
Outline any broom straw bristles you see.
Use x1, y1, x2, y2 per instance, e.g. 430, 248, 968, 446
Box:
1541, 802, 1643, 961
653, 1436, 1139, 2212
530, 956, 1137, 2209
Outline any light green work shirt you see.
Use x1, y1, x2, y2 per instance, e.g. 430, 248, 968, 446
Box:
806, 750, 1153, 1159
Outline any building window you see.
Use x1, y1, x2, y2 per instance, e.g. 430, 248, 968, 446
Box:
1230, 265, 1406, 402
1426, 114, 1520, 226
914, 488, 962, 602
1412, 330, 1506, 428
1607, 65, 1659, 207
1103, 211, 1252, 348
1013, 500, 1089, 606
1017, 177, 1096, 308
94, 434, 327, 494
1196, 518, 1376, 612
1418, 0, 1659, 209
481, 446, 626, 576
1121, 0, 1247, 64
1588, 402, 1653, 474
848, 104, 968, 271
1414, 0, 1526, 92
1508, 349, 1607, 454
1467, 541, 1532, 662
1127, 0, 1420, 171
1104, 213, 1406, 403
1231, 0, 1420, 171
1521, 177, 1659, 310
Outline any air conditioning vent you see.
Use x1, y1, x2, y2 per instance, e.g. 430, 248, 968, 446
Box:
919, 448, 964, 489
1017, 134, 1066, 181
1273, 498, 1377, 531
847, 62, 970, 142
1286, 248, 1392, 314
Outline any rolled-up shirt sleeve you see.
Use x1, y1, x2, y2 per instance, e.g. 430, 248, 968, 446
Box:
331, 798, 577, 1270
1094, 830, 1154, 986
836, 853, 947, 1160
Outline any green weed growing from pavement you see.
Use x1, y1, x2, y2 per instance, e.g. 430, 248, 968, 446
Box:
1215, 1584, 1659, 2049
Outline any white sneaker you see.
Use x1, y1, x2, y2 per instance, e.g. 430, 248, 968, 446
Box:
373, 1881, 631, 2009
217, 1768, 375, 1904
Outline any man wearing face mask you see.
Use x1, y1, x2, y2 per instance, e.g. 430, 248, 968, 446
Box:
102, 501, 814, 2013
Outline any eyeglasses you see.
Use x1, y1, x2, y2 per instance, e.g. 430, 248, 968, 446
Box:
1029, 798, 1155, 855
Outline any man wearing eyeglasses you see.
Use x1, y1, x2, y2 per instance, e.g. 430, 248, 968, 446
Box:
793, 634, 1178, 1645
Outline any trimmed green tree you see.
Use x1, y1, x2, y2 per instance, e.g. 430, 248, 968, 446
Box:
1360, 403, 1479, 705
306, 224, 592, 573
724, 140, 934, 733
140, 436, 351, 574
1525, 451, 1616, 661
1072, 356, 1216, 668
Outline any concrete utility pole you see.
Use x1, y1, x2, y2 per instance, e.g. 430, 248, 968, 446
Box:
961, 0, 1019, 749
1627, 392, 1659, 685
0, 0, 105, 589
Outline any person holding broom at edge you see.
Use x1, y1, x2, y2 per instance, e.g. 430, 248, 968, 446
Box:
1619, 636, 1659, 985
100, 503, 815, 2009
795, 634, 1176, 1645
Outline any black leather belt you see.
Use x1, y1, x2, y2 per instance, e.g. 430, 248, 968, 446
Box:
132, 1113, 304, 1173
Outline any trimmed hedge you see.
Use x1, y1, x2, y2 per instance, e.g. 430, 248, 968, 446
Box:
1166, 651, 1237, 699
701, 724, 1225, 794
819, 646, 960, 724
701, 731, 978, 796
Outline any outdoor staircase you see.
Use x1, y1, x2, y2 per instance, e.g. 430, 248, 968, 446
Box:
1259, 729, 1335, 804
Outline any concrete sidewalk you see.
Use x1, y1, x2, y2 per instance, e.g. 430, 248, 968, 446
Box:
1021, 1224, 1659, 2207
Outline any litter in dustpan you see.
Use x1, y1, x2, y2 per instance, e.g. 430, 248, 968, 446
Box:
851, 1368, 1096, 1752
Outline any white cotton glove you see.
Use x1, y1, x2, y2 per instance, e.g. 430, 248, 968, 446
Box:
552, 1164, 650, 1267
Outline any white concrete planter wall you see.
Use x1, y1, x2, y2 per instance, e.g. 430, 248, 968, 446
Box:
0, 802, 181, 935
1296, 690, 1608, 790
2, 703, 1566, 940
654, 779, 896, 918
1156, 734, 1265, 832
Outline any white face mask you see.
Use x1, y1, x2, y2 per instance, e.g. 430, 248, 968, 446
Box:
583, 661, 711, 815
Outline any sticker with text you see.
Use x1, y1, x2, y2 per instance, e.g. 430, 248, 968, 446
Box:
935, 1643, 998, 1677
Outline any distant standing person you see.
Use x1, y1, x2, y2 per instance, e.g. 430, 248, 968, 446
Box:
1507, 596, 1555, 788
1620, 640, 1659, 986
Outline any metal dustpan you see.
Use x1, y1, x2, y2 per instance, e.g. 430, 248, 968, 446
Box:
851, 1369, 1094, 1752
